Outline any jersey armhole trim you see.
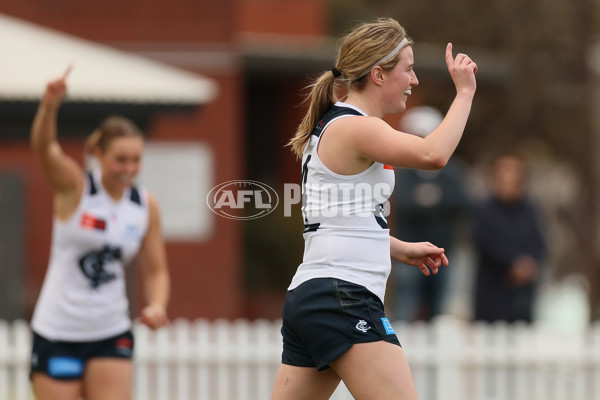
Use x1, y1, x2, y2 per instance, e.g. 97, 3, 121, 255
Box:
314, 115, 381, 180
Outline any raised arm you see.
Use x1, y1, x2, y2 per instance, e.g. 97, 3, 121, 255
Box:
349, 43, 477, 170
138, 193, 170, 329
30, 67, 84, 211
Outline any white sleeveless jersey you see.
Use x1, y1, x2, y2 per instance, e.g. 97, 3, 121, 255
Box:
31, 171, 149, 341
288, 102, 395, 303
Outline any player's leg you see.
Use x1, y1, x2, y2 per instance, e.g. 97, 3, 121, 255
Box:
330, 278, 418, 400
30, 332, 84, 400
82, 330, 134, 400
274, 279, 344, 399
331, 341, 418, 400
83, 358, 133, 400
271, 364, 341, 400
31, 374, 82, 400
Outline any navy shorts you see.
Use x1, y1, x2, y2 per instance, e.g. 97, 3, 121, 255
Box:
30, 330, 134, 380
281, 278, 400, 371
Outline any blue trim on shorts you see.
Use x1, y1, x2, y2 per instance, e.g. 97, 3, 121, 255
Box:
48, 357, 84, 378
381, 318, 395, 335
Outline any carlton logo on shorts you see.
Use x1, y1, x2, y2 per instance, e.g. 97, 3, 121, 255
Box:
355, 319, 371, 333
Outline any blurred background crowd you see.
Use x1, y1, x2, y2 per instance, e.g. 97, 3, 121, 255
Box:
0, 0, 599, 329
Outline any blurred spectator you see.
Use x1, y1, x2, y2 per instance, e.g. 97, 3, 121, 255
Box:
472, 152, 546, 323
391, 106, 471, 321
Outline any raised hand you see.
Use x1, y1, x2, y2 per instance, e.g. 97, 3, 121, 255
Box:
445, 43, 477, 95
42, 65, 73, 108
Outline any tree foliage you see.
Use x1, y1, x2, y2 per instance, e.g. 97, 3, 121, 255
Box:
329, 0, 600, 317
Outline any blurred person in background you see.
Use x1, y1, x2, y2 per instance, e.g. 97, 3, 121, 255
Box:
472, 152, 546, 323
29, 67, 170, 400
391, 106, 471, 321
272, 17, 477, 400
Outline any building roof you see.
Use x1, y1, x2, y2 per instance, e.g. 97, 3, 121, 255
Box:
0, 13, 218, 105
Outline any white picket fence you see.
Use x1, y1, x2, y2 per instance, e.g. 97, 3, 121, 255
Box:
2, 317, 600, 400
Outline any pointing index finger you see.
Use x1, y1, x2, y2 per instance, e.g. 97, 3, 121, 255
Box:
445, 42, 454, 63
61, 64, 74, 81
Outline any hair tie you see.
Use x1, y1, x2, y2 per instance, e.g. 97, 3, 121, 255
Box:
331, 67, 342, 78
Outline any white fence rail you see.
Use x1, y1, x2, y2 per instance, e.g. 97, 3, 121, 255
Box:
2, 317, 600, 400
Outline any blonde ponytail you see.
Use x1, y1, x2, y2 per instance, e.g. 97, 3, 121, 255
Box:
288, 71, 338, 158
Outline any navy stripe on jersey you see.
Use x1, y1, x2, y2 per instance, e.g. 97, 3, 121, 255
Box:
310, 105, 363, 138
374, 215, 388, 229
374, 204, 388, 229
303, 223, 321, 233
129, 187, 141, 206
86, 171, 142, 206
87, 172, 98, 195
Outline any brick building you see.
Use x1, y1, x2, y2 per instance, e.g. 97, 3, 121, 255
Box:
0, 0, 331, 321
1, 0, 501, 322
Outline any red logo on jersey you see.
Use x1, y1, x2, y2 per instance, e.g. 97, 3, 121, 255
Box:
80, 213, 106, 231
383, 164, 393, 170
